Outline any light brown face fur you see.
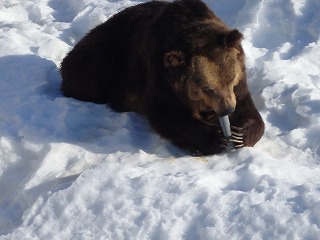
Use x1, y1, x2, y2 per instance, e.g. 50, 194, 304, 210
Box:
163, 29, 244, 122
186, 48, 243, 120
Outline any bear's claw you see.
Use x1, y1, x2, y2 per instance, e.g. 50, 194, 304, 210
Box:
230, 138, 243, 144
230, 125, 245, 148
234, 143, 244, 148
231, 134, 243, 140
231, 126, 244, 131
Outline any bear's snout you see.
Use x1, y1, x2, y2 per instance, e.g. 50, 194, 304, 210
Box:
217, 107, 235, 117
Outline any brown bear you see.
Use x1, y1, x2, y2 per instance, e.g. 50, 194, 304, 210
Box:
60, 0, 265, 155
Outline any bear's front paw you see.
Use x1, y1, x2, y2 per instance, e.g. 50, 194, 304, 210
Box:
230, 118, 258, 148
216, 125, 244, 150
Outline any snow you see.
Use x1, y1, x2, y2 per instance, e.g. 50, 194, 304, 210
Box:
0, 0, 320, 239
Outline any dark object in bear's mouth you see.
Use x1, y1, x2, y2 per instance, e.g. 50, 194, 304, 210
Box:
200, 110, 216, 124
60, 0, 265, 155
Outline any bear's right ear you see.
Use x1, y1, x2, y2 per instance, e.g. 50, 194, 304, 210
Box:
222, 29, 243, 48
164, 51, 185, 68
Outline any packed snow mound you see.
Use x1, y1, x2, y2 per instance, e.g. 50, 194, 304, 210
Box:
0, 0, 320, 239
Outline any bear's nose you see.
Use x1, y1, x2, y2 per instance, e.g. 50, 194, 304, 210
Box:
218, 107, 235, 117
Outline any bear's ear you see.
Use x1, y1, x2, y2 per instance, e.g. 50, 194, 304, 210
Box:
222, 29, 243, 48
164, 51, 185, 68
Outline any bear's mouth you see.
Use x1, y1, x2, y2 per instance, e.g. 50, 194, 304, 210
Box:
199, 109, 217, 124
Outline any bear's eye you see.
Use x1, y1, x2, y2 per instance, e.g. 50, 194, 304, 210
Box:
203, 87, 216, 95
164, 51, 185, 68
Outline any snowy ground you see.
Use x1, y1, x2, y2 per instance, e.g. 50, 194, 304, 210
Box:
0, 0, 320, 239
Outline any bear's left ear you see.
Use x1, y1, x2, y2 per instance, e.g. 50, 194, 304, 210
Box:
222, 29, 243, 48
164, 51, 185, 68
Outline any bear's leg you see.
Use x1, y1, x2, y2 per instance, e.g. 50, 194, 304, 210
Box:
230, 93, 265, 147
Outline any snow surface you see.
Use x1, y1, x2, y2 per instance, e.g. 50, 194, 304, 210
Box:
0, 0, 320, 239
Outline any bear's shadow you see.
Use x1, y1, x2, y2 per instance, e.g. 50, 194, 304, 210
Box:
0, 54, 183, 158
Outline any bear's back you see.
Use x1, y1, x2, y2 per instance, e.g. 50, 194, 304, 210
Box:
60, 1, 168, 104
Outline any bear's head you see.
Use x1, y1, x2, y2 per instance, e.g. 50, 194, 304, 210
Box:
163, 29, 245, 123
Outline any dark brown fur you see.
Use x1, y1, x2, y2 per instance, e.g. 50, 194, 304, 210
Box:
60, 0, 264, 155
